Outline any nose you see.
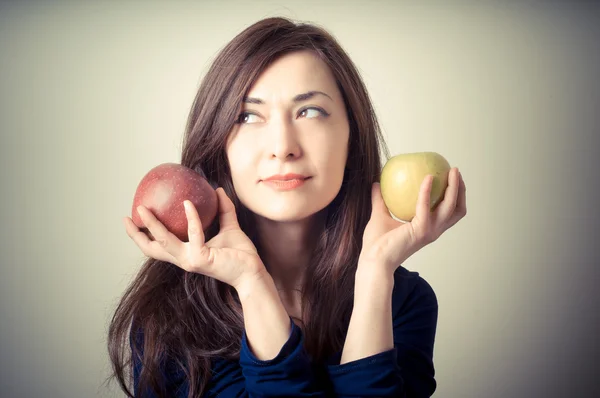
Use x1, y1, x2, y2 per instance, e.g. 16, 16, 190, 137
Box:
268, 114, 302, 160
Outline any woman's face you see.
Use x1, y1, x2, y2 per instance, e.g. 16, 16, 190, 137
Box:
226, 50, 350, 222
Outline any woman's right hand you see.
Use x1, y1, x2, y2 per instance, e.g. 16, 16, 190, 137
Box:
123, 187, 266, 292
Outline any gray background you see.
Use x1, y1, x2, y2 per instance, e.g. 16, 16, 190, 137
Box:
1, 1, 598, 397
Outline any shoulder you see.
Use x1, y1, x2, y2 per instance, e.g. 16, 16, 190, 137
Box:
391, 266, 438, 317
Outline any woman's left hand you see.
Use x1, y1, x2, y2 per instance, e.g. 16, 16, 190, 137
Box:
358, 167, 467, 275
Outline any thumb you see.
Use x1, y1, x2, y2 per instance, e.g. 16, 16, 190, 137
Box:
370, 182, 386, 217
216, 187, 241, 231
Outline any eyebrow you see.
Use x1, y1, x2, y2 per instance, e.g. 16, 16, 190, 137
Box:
242, 90, 333, 105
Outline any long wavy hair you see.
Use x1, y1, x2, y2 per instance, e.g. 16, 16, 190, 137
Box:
107, 16, 390, 398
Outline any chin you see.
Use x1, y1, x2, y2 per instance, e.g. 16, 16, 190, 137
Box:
249, 200, 332, 223
257, 209, 317, 223
240, 190, 339, 223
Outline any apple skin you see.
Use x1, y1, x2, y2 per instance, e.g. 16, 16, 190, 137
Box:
131, 163, 218, 242
380, 152, 451, 222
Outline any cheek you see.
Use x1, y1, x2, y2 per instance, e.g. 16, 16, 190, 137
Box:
318, 137, 348, 174
227, 142, 256, 185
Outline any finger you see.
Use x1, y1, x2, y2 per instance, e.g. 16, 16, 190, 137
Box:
446, 171, 467, 228
136, 205, 185, 259
435, 168, 460, 223
415, 174, 434, 221
457, 171, 466, 213
184, 200, 205, 248
123, 216, 177, 263
215, 188, 241, 232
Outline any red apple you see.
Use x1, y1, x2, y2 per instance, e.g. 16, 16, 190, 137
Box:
131, 163, 218, 242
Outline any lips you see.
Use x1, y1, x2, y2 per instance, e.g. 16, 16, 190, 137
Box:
262, 175, 311, 191
263, 173, 309, 182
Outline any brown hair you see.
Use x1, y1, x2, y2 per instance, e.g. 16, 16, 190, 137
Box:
107, 16, 390, 398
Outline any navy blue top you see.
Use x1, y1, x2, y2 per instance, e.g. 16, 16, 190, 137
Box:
132, 266, 438, 397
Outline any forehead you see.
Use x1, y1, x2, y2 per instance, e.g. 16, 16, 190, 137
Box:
247, 50, 340, 101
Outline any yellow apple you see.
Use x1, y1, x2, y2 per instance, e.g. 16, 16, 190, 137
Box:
380, 152, 451, 222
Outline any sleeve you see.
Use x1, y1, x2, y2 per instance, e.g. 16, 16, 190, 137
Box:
206, 317, 328, 397
325, 268, 439, 398
131, 318, 330, 398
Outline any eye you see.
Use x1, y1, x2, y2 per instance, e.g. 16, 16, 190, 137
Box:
236, 112, 261, 124
298, 107, 329, 119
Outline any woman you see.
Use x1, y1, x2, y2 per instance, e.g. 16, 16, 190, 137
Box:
108, 16, 466, 398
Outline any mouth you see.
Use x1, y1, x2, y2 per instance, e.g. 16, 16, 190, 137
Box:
261, 177, 311, 191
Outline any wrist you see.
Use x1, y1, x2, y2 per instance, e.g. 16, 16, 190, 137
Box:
234, 267, 274, 303
354, 265, 394, 299
233, 267, 292, 361
355, 262, 395, 283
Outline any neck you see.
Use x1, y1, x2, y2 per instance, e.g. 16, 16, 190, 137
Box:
254, 209, 327, 293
